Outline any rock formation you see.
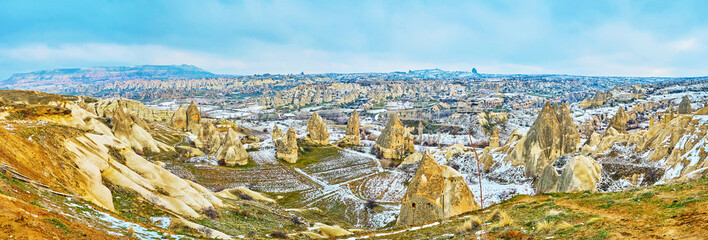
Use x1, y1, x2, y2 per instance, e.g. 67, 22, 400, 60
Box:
306, 112, 330, 145
170, 105, 187, 131
199, 121, 222, 154
375, 114, 415, 160
91, 98, 173, 123
112, 106, 171, 153
489, 126, 500, 148
277, 127, 299, 163
342, 110, 361, 145
272, 125, 284, 140
186, 101, 201, 135
678, 96, 692, 114
505, 102, 579, 177
396, 151, 479, 227
606, 107, 628, 135
579, 90, 613, 108
216, 128, 250, 166
536, 155, 602, 193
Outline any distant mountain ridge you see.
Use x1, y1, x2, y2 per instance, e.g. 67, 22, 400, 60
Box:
2, 64, 220, 91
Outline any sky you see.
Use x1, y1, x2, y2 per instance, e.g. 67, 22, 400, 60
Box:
1, 0, 707, 79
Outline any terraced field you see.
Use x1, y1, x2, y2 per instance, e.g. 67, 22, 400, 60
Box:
166, 143, 409, 229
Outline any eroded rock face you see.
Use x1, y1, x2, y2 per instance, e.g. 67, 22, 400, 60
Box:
199, 121, 222, 154
170, 105, 187, 131
112, 106, 171, 153
678, 96, 692, 114
306, 112, 330, 145
536, 155, 602, 193
375, 114, 415, 160
216, 128, 249, 166
505, 102, 580, 177
607, 107, 628, 135
579, 90, 613, 108
91, 98, 172, 123
277, 127, 298, 163
186, 101, 201, 135
489, 127, 500, 148
342, 110, 361, 145
272, 125, 284, 140
396, 151, 479, 227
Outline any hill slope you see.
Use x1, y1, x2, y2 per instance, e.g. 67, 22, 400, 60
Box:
2, 65, 219, 92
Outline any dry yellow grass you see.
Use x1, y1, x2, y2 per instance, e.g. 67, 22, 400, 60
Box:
536, 220, 553, 232
458, 216, 482, 232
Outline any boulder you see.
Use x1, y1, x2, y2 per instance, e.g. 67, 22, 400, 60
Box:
277, 127, 299, 163
306, 112, 330, 145
395, 151, 479, 227
216, 128, 250, 166
375, 114, 415, 160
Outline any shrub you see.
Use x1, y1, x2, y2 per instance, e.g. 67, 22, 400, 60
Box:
365, 199, 378, 209
291, 216, 303, 225
239, 193, 254, 201
203, 206, 219, 219
271, 231, 289, 239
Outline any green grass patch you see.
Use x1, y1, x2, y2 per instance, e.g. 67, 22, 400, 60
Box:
44, 218, 70, 235
290, 143, 341, 168
665, 197, 703, 208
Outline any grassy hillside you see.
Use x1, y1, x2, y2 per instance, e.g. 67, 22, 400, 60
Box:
343, 176, 708, 240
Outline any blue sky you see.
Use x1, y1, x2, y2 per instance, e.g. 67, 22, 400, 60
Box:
1, 0, 707, 79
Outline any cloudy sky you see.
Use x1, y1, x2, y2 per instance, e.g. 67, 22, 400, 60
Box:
1, 0, 707, 79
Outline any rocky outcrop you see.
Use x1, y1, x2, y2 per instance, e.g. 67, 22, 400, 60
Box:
112, 106, 172, 153
606, 107, 628, 135
396, 151, 479, 227
90, 98, 173, 123
505, 102, 580, 177
306, 112, 330, 145
341, 110, 361, 145
186, 101, 201, 135
272, 125, 284, 140
375, 114, 415, 160
216, 128, 250, 166
578, 91, 612, 108
489, 127, 500, 148
170, 105, 187, 131
199, 121, 222, 154
277, 127, 299, 163
536, 156, 602, 193
678, 96, 692, 114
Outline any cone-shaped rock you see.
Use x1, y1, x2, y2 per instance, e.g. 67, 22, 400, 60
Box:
277, 127, 299, 163
342, 110, 361, 145
216, 128, 249, 166
505, 102, 579, 177
395, 151, 479, 227
678, 96, 692, 114
200, 122, 221, 154
306, 112, 330, 145
186, 101, 201, 135
607, 107, 628, 135
170, 105, 187, 131
272, 125, 284, 140
375, 114, 415, 160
